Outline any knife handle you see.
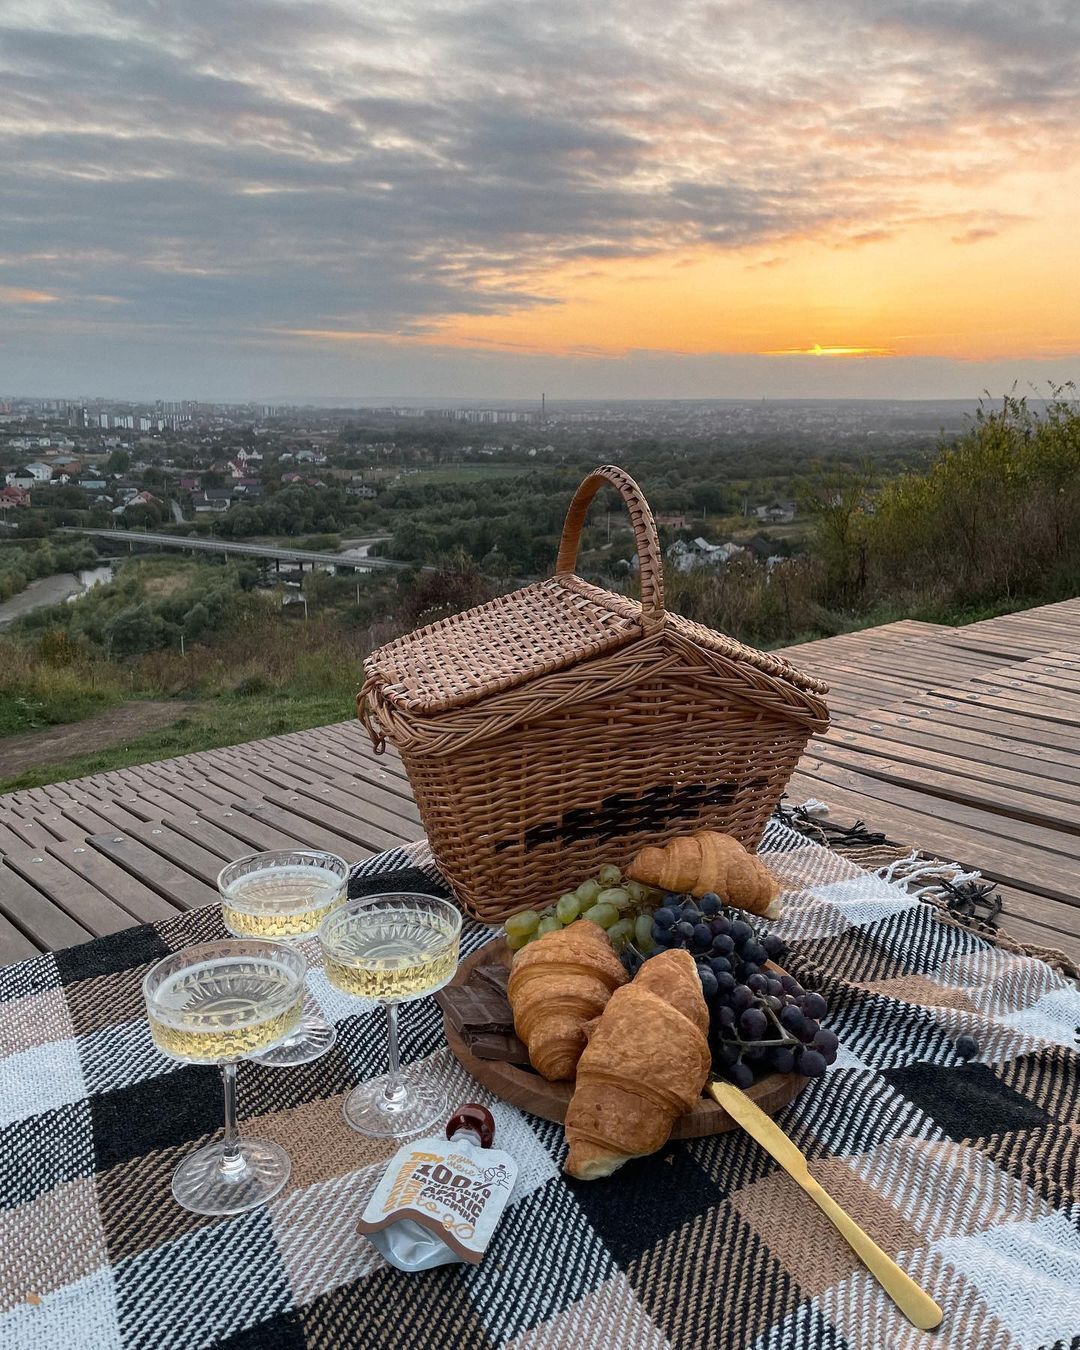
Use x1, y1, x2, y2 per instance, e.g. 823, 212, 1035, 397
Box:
800, 1176, 943, 1330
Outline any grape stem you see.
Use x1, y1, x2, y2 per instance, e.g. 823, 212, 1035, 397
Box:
717, 1036, 792, 1049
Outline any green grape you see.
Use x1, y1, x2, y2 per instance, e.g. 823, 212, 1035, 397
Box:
607, 917, 635, 950
636, 931, 656, 954
634, 912, 655, 946
582, 902, 619, 929
626, 880, 660, 906
597, 886, 631, 912
597, 863, 622, 886
575, 879, 601, 905
555, 893, 581, 924
537, 915, 561, 937
506, 929, 531, 951
504, 910, 541, 940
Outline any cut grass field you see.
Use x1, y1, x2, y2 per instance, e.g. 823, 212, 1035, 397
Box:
0, 691, 351, 792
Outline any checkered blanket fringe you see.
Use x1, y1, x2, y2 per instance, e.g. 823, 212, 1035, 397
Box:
1, 821, 1078, 1350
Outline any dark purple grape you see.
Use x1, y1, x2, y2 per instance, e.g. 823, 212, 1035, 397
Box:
799, 1050, 827, 1078
698, 968, 718, 998
716, 1041, 740, 1068
714, 970, 736, 994
700, 892, 721, 915
955, 1035, 979, 1061
674, 921, 695, 942
652, 907, 676, 930
812, 1027, 839, 1055
730, 920, 753, 945
692, 923, 713, 949
746, 973, 768, 994
740, 1008, 768, 1039
798, 1019, 819, 1044
741, 963, 761, 978
651, 923, 673, 946
801, 992, 828, 1020
742, 940, 768, 966
743, 1043, 768, 1063
765, 995, 783, 1013
771, 1046, 795, 1074
680, 903, 701, 923
709, 957, 733, 977
716, 1004, 736, 1028
731, 984, 754, 1012
780, 974, 801, 995
780, 1005, 806, 1035
766, 977, 783, 997
763, 933, 785, 959
710, 916, 731, 937
730, 1061, 755, 1089
711, 933, 735, 955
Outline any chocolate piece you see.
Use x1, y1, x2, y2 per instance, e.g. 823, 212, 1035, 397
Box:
475, 963, 511, 998
467, 1031, 531, 1064
437, 984, 515, 1036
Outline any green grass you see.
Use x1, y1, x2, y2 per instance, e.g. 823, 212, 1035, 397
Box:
0, 692, 352, 792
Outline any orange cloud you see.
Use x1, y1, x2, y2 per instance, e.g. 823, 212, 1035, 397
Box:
0, 286, 58, 305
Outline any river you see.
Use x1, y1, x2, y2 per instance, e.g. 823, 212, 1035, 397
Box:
0, 564, 115, 628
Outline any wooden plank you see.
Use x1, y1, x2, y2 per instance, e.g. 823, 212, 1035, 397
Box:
3, 849, 138, 938
86, 833, 218, 911
275, 779, 423, 846
45, 838, 179, 925
235, 800, 375, 862
0, 910, 39, 963
190, 805, 312, 856
0, 861, 94, 951
119, 820, 232, 888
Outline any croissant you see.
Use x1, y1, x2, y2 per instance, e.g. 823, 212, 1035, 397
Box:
626, 830, 780, 917
506, 920, 627, 1081
564, 949, 711, 1180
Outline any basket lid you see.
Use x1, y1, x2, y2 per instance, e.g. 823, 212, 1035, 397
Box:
363, 572, 826, 717
362, 575, 644, 716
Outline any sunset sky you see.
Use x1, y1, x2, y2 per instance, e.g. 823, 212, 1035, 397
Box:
3, 0, 1079, 400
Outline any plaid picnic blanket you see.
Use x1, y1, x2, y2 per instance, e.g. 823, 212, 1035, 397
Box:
1, 820, 1078, 1350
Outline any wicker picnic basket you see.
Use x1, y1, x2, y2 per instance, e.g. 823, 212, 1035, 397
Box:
358, 465, 829, 924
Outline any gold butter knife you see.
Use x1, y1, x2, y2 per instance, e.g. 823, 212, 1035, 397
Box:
708, 1080, 943, 1331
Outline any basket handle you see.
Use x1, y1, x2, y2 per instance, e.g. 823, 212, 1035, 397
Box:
555, 464, 665, 632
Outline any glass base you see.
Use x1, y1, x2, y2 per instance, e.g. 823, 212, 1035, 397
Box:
343, 1073, 447, 1138
171, 1137, 290, 1216
250, 1013, 336, 1068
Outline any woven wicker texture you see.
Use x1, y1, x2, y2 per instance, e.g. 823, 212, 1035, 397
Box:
360, 465, 830, 922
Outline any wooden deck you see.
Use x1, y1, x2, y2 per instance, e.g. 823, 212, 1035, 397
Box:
1, 597, 1078, 966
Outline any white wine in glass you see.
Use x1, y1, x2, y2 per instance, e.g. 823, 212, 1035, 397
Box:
144, 940, 306, 1216
319, 892, 461, 1138
218, 850, 347, 1067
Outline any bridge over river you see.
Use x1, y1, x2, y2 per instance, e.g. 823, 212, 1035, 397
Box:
56, 527, 425, 573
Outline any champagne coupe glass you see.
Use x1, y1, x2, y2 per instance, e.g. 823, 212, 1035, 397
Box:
143, 939, 306, 1215
319, 892, 462, 1137
217, 849, 348, 1067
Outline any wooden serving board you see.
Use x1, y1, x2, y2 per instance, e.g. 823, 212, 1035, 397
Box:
442, 936, 807, 1139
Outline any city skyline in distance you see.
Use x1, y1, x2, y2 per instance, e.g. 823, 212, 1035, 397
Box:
4, 2, 1079, 400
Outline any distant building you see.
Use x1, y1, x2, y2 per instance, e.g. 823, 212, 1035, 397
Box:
21, 462, 54, 482
281, 472, 305, 484
179, 475, 201, 491
191, 488, 233, 513
665, 537, 747, 572
655, 512, 688, 529
0, 486, 31, 510
112, 490, 160, 515
5, 470, 37, 489
754, 502, 795, 523
346, 480, 378, 499
78, 478, 107, 491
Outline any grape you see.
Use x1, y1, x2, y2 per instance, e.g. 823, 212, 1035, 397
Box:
634, 912, 655, 945
698, 968, 718, 998
730, 920, 753, 945
801, 992, 828, 1020
652, 907, 676, 929
715, 970, 736, 995
692, 923, 713, 949
780, 1005, 806, 1035
583, 903, 619, 929
680, 902, 702, 922
766, 977, 783, 997
626, 880, 652, 904
797, 1019, 819, 1044
763, 933, 785, 960
731, 985, 754, 1012
740, 1008, 768, 1039
700, 892, 721, 915
771, 1046, 795, 1074
716, 1041, 740, 1068
711, 934, 735, 955
536, 916, 562, 938
651, 922, 673, 946
597, 863, 622, 886
780, 974, 801, 995
505, 910, 540, 940
716, 1004, 736, 1028
730, 1061, 755, 1089
743, 1044, 767, 1064
506, 929, 531, 951
710, 916, 731, 936
709, 956, 732, 975
742, 964, 761, 978
597, 886, 632, 912
675, 921, 696, 942
955, 1034, 979, 1061
746, 973, 768, 994
812, 1027, 839, 1054
555, 894, 581, 925
765, 995, 783, 1013
575, 879, 601, 905
742, 940, 767, 966
607, 917, 635, 949
799, 1050, 827, 1078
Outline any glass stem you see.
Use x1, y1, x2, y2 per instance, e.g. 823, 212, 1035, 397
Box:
220, 1063, 244, 1172
383, 1002, 406, 1104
